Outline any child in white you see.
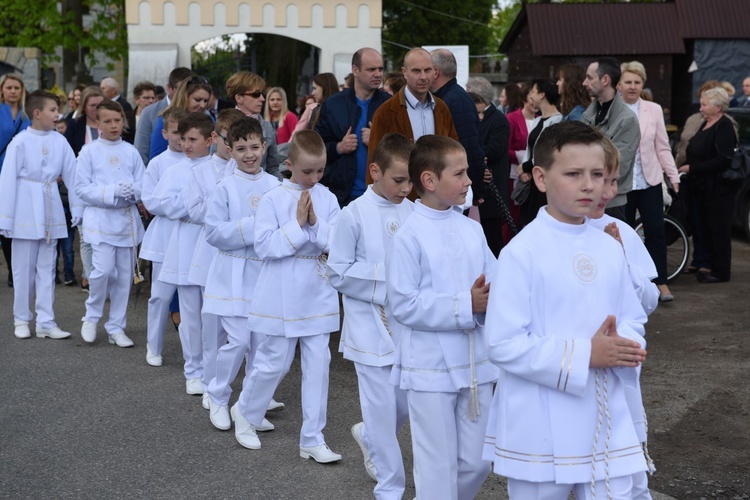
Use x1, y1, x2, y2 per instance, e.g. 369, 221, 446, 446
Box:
204, 117, 279, 430
76, 100, 145, 347
186, 109, 244, 403
386, 136, 498, 500
0, 90, 81, 339
327, 133, 414, 499
151, 112, 214, 395
140, 107, 187, 366
483, 122, 649, 499
231, 130, 342, 463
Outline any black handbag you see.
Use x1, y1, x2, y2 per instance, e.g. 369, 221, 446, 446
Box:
720, 147, 750, 182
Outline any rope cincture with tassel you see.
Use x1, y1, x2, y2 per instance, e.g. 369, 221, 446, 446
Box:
466, 330, 480, 422
128, 205, 144, 285
590, 368, 613, 500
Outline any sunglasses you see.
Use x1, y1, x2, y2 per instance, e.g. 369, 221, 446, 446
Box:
187, 75, 209, 85
243, 90, 264, 98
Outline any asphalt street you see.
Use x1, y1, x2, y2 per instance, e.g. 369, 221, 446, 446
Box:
0, 256, 676, 499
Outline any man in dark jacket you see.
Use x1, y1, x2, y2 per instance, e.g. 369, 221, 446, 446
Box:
430, 49, 486, 204
317, 48, 391, 206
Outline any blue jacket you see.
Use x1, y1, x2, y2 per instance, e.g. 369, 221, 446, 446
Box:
0, 103, 30, 172
316, 88, 391, 206
433, 78, 486, 203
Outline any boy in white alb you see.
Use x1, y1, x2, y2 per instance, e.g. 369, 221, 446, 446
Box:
231, 130, 342, 463
140, 107, 188, 366
204, 117, 280, 431
386, 135, 498, 500
327, 133, 414, 498
483, 121, 649, 499
76, 100, 145, 347
186, 108, 245, 407
151, 112, 214, 395
0, 90, 81, 339
590, 137, 658, 499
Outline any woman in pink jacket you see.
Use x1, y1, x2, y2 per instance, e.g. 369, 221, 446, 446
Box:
619, 61, 681, 302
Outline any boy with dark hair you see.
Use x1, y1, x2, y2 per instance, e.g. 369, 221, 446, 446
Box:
483, 121, 649, 499
0, 90, 81, 339
386, 135, 498, 499
328, 133, 414, 497
152, 112, 213, 394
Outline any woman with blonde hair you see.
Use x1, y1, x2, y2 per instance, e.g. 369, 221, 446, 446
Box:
618, 60, 681, 301
0, 73, 31, 287
264, 87, 299, 145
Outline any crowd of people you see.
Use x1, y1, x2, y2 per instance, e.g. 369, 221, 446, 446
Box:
0, 45, 744, 499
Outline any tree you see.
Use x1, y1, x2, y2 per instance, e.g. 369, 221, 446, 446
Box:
382, 0, 495, 64
0, 0, 127, 79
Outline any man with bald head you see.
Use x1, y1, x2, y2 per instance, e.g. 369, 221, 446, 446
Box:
317, 47, 391, 206
368, 48, 458, 167
100, 77, 135, 143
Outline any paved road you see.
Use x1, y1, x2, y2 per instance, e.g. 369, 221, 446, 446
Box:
0, 256, 676, 499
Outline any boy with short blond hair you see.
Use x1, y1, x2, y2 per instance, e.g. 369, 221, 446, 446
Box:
327, 133, 414, 497
152, 112, 214, 395
0, 90, 81, 339
141, 107, 188, 366
231, 130, 342, 463
204, 117, 281, 430
483, 121, 649, 499
386, 135, 498, 500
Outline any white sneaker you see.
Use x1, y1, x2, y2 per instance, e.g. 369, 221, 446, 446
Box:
256, 418, 275, 432
146, 346, 162, 367
81, 320, 97, 343
231, 404, 260, 449
36, 326, 72, 340
108, 332, 134, 348
299, 443, 342, 463
186, 378, 204, 395
267, 398, 285, 412
209, 398, 231, 430
352, 422, 378, 481
202, 393, 209, 410
14, 322, 31, 339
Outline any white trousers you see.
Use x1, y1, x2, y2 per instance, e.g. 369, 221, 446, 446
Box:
84, 243, 132, 334
146, 261, 176, 355
508, 475, 634, 500
200, 310, 222, 391
11, 238, 57, 328
408, 384, 492, 500
176, 284, 203, 380
207, 316, 264, 406
355, 363, 409, 500
632, 471, 652, 500
237, 333, 330, 447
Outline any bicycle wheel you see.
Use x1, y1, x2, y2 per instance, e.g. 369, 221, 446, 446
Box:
634, 214, 690, 283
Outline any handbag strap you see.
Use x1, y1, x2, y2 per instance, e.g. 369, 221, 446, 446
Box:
486, 178, 519, 236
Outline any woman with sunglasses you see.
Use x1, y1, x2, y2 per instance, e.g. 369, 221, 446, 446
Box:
149, 76, 212, 160
225, 71, 282, 180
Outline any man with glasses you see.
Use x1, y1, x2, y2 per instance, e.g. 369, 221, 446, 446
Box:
225, 71, 282, 180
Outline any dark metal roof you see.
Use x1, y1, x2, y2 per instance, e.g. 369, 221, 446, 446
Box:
676, 0, 750, 39
522, 3, 685, 56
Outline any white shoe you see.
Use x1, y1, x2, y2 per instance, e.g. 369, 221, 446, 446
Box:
231, 404, 260, 449
352, 422, 378, 481
202, 393, 209, 410
108, 332, 134, 348
14, 322, 31, 339
146, 346, 162, 367
299, 444, 342, 463
267, 398, 285, 412
256, 418, 275, 432
36, 326, 72, 340
185, 378, 204, 395
81, 320, 97, 343
209, 398, 231, 430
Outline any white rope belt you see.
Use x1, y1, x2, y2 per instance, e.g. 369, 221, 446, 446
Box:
219, 250, 262, 261
294, 254, 328, 280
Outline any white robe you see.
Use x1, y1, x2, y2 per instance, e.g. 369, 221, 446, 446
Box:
0, 128, 81, 240
152, 155, 211, 285
140, 148, 185, 262
203, 168, 280, 317
75, 138, 144, 247
249, 179, 340, 337
328, 186, 413, 367
386, 200, 499, 392
188, 154, 232, 287
483, 207, 648, 484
